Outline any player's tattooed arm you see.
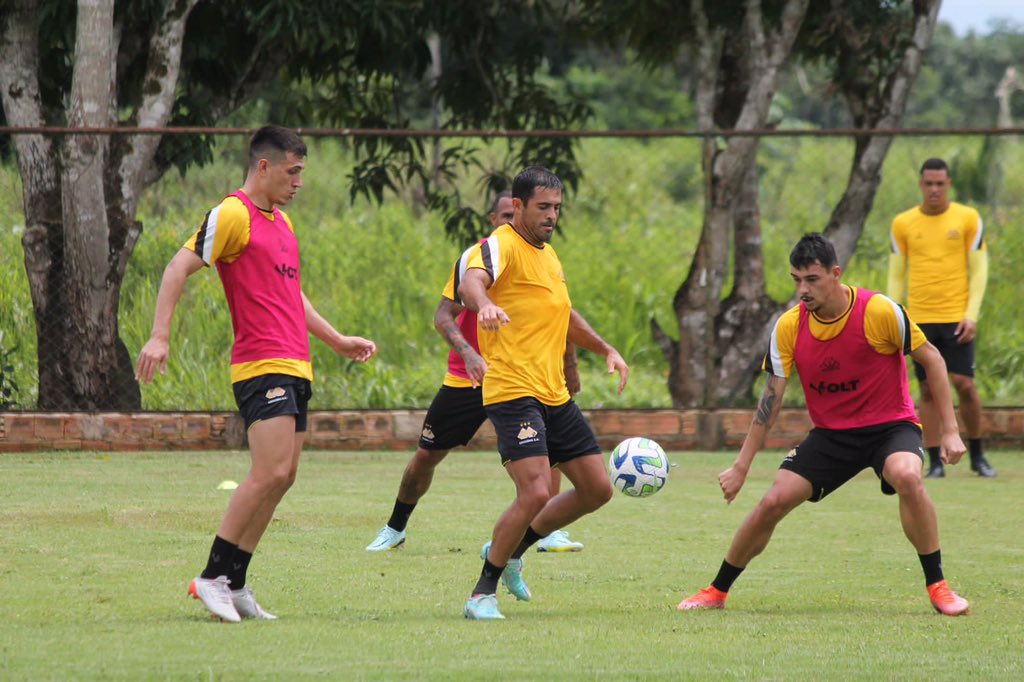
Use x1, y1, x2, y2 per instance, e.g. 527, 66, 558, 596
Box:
753, 374, 786, 428
433, 296, 487, 386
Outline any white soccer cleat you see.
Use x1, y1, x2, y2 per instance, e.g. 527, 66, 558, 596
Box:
366, 525, 406, 552
231, 586, 278, 620
536, 529, 584, 553
188, 575, 241, 623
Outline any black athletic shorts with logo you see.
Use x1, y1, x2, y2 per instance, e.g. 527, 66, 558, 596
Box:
485, 396, 601, 466
913, 322, 975, 380
232, 373, 312, 432
780, 420, 924, 502
418, 385, 487, 451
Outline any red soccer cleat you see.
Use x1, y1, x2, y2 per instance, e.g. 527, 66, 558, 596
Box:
927, 579, 970, 616
677, 585, 728, 610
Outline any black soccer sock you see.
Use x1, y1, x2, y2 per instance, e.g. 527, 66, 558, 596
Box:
968, 438, 984, 463
511, 526, 545, 559
200, 535, 238, 580
387, 500, 417, 533
227, 548, 253, 590
710, 560, 745, 593
927, 446, 942, 468
919, 549, 944, 586
472, 559, 504, 596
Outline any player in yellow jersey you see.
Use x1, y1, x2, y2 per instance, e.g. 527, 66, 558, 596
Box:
888, 158, 994, 478
458, 167, 629, 620
365, 192, 584, 553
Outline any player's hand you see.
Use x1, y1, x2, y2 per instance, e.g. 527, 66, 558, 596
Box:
135, 337, 169, 384
464, 351, 488, 388
939, 431, 966, 466
336, 336, 377, 362
477, 303, 510, 331
718, 464, 748, 504
954, 318, 976, 344
606, 350, 629, 394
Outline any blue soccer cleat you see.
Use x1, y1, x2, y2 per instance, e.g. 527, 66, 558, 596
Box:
464, 594, 505, 620
501, 558, 531, 602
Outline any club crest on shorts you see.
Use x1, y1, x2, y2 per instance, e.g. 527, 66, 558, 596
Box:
265, 387, 287, 403
517, 422, 539, 443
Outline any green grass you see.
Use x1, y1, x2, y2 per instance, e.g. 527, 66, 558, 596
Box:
1, 449, 1021, 680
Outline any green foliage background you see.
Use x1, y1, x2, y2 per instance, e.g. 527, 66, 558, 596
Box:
2, 132, 1023, 410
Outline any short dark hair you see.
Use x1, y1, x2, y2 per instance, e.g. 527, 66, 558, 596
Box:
919, 158, 949, 176
790, 232, 838, 270
512, 166, 563, 205
248, 125, 307, 169
489, 190, 512, 214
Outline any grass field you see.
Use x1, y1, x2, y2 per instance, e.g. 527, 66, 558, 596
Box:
1, 449, 1021, 681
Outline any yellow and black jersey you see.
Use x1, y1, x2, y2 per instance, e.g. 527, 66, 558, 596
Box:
184, 193, 296, 266
764, 286, 927, 379
464, 223, 572, 406
889, 202, 985, 323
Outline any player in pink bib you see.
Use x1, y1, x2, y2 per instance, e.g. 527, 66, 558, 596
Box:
677, 233, 970, 617
136, 126, 376, 622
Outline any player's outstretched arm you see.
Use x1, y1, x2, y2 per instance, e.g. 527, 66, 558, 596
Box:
135, 248, 205, 384
433, 297, 486, 387
302, 291, 377, 362
910, 341, 966, 464
567, 309, 628, 394
720, 373, 788, 504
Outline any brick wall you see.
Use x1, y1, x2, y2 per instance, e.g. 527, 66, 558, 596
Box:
2, 408, 1023, 452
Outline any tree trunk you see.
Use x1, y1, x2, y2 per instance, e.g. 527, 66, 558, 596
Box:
1, 0, 198, 409
658, 0, 808, 408
712, 161, 786, 405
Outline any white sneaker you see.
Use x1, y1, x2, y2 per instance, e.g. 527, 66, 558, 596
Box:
536, 529, 584, 553
188, 575, 241, 623
231, 586, 278, 620
366, 525, 406, 552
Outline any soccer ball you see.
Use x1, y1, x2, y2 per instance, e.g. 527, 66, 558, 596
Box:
608, 437, 669, 497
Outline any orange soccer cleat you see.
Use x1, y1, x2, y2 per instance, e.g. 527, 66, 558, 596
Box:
677, 585, 728, 610
927, 579, 970, 616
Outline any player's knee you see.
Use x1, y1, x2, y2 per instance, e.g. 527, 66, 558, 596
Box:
756, 490, 796, 524
412, 448, 448, 470
888, 465, 924, 496
589, 476, 615, 508
517, 484, 552, 516
949, 374, 976, 397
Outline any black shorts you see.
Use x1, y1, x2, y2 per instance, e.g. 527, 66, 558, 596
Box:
780, 421, 924, 502
232, 374, 312, 432
485, 397, 600, 466
418, 385, 487, 450
914, 322, 975, 380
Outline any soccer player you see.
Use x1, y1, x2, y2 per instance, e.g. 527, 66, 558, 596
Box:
135, 125, 377, 622
677, 233, 971, 617
458, 166, 629, 620
888, 158, 994, 478
365, 192, 585, 554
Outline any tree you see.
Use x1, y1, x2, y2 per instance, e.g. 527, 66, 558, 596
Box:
0, 0, 589, 409
581, 0, 941, 411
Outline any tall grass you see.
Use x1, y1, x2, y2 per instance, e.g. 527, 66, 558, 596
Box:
2, 134, 1023, 409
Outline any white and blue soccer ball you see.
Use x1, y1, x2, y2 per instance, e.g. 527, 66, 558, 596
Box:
608, 437, 669, 497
